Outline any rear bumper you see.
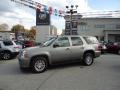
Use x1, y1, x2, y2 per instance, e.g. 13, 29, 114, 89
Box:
94, 51, 101, 58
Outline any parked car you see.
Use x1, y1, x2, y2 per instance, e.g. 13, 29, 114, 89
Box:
0, 40, 22, 60
100, 41, 107, 54
106, 42, 120, 54
0, 44, 4, 60
16, 40, 34, 48
18, 35, 101, 73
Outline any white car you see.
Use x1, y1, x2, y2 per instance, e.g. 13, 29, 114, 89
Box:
0, 40, 22, 60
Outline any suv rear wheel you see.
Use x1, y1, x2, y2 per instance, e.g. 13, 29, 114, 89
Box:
83, 53, 94, 66
31, 57, 47, 73
2, 52, 11, 60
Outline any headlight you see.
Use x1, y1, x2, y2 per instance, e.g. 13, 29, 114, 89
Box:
21, 50, 28, 58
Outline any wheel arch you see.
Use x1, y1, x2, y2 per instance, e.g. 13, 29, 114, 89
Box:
30, 54, 50, 67
83, 50, 95, 58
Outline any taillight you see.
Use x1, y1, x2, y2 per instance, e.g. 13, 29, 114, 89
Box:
96, 44, 102, 51
14, 46, 19, 48
22, 50, 28, 58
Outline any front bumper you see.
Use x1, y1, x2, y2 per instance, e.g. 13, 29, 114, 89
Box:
18, 57, 30, 68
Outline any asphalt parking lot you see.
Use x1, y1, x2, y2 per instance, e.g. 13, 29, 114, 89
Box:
0, 54, 120, 90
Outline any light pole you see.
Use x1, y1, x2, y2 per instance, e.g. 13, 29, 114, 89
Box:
66, 5, 78, 35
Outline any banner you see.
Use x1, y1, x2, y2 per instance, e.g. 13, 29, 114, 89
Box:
11, 0, 65, 17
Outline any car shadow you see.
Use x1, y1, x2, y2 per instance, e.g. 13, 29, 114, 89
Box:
48, 61, 85, 71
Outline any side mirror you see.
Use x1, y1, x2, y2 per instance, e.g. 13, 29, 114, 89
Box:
53, 43, 59, 48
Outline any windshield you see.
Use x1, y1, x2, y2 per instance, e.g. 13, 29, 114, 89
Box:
42, 37, 57, 47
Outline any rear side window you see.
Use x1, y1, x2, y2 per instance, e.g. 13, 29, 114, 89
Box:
3, 41, 13, 46
71, 37, 83, 46
84, 37, 99, 44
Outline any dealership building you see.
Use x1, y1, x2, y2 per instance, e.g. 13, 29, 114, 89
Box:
64, 15, 120, 42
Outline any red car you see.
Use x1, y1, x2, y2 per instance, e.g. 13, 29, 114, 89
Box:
106, 42, 120, 54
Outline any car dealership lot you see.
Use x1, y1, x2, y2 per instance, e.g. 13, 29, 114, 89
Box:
0, 54, 120, 90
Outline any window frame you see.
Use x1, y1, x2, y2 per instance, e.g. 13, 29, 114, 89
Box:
54, 37, 70, 47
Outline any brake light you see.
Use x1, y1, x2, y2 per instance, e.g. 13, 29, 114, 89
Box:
96, 44, 102, 51
14, 46, 20, 49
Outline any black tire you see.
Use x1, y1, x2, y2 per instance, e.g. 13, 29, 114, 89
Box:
31, 57, 47, 73
2, 52, 12, 60
83, 53, 94, 66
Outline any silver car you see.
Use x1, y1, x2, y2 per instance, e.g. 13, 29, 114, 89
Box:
18, 35, 101, 73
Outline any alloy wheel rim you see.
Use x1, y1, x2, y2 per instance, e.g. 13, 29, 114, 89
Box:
86, 56, 92, 65
3, 53, 10, 60
34, 60, 45, 72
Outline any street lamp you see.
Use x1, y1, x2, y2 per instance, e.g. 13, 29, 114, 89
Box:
66, 5, 78, 35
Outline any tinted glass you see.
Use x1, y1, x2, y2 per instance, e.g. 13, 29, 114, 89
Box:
43, 37, 57, 47
56, 37, 70, 47
3, 41, 13, 46
71, 37, 83, 46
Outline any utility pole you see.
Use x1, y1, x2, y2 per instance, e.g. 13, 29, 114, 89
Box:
66, 5, 78, 35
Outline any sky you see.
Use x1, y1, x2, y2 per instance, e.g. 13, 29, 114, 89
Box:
0, 0, 120, 34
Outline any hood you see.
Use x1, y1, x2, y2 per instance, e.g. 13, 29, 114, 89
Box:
24, 46, 50, 53
24, 46, 39, 51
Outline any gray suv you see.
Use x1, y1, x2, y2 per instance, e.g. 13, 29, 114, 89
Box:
18, 35, 101, 73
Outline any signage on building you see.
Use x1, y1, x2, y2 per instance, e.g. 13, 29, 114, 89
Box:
36, 9, 50, 25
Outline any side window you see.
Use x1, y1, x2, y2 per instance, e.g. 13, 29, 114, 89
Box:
55, 37, 70, 47
3, 41, 13, 46
71, 37, 83, 46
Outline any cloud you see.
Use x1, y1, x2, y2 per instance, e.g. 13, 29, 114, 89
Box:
0, 0, 93, 33
0, 0, 15, 13
0, 0, 36, 29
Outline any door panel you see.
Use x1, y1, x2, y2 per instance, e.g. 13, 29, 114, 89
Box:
70, 37, 84, 60
50, 37, 72, 63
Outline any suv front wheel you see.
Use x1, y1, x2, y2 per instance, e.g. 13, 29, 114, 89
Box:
31, 57, 47, 73
83, 53, 94, 66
